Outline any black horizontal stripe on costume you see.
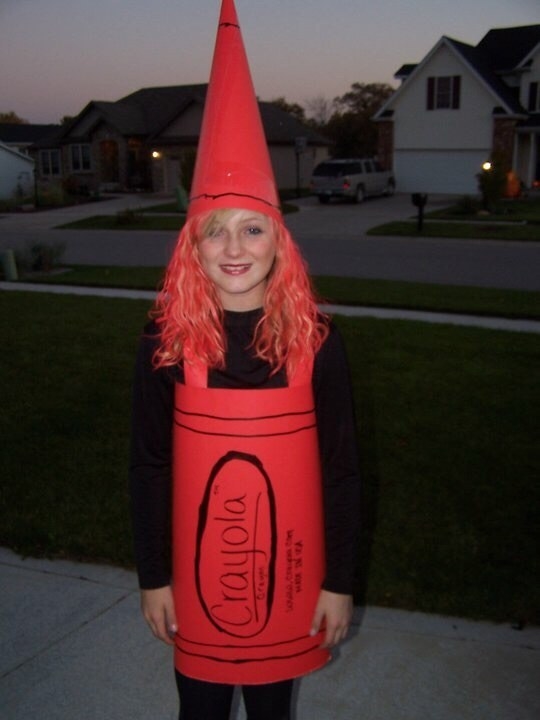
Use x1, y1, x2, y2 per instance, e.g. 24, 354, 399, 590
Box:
173, 418, 317, 438
176, 631, 323, 650
176, 644, 323, 665
189, 191, 280, 212
174, 406, 316, 422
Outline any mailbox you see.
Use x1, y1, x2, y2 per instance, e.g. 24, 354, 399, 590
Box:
411, 193, 428, 208
411, 193, 428, 232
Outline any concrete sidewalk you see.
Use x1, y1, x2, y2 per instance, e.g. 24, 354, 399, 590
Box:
1, 547, 539, 720
2, 280, 539, 334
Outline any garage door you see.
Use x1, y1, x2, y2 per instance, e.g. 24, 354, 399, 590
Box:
394, 150, 489, 194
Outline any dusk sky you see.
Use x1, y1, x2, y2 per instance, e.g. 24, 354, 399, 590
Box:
1, 0, 539, 124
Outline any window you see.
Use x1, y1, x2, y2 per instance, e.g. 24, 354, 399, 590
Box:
427, 76, 461, 110
39, 149, 61, 176
70, 144, 91, 172
528, 82, 538, 112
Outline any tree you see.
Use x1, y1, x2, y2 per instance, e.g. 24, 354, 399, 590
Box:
304, 95, 335, 127
269, 97, 306, 123
334, 82, 394, 117
325, 82, 394, 157
0, 111, 28, 124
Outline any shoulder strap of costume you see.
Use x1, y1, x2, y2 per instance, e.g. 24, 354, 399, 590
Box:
183, 352, 314, 388
288, 356, 314, 387
183, 349, 208, 388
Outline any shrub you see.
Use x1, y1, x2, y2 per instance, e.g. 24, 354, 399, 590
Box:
453, 195, 480, 216
115, 208, 144, 226
477, 153, 507, 212
15, 242, 66, 274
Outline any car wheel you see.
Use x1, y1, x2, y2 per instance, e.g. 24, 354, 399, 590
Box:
318, 195, 330, 204
354, 185, 365, 203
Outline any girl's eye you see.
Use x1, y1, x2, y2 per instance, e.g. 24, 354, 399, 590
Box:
246, 226, 262, 235
206, 227, 224, 239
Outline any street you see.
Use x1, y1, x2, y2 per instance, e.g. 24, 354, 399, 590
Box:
1, 193, 539, 290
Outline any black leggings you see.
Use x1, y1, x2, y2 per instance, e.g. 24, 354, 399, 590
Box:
175, 671, 294, 720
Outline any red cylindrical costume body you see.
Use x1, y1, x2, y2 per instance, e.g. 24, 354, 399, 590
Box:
172, 361, 330, 684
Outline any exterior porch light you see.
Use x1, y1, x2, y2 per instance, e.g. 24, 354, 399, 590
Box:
152, 151, 162, 159
482, 161, 492, 171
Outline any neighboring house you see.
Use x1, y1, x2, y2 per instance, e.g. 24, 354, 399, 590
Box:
33, 84, 329, 194
0, 141, 35, 200
0, 123, 60, 157
374, 25, 540, 194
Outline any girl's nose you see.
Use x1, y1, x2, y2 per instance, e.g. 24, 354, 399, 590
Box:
223, 232, 243, 256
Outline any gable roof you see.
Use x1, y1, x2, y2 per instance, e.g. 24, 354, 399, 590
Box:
394, 64, 417, 82
120, 84, 208, 137
376, 25, 539, 121
476, 25, 540, 72
56, 85, 327, 147
0, 123, 60, 145
0, 140, 35, 164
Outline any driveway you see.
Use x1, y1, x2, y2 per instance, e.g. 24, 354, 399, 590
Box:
287, 195, 540, 291
1, 193, 539, 290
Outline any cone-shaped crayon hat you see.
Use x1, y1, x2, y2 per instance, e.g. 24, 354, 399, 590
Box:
188, 0, 281, 221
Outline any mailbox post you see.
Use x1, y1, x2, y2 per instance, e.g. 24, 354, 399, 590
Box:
411, 193, 428, 232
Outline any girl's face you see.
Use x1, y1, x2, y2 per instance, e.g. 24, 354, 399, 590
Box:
198, 209, 277, 311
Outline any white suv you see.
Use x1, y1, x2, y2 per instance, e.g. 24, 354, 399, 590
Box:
310, 158, 395, 204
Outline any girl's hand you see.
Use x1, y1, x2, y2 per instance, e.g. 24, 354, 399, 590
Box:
310, 589, 353, 648
140, 585, 178, 646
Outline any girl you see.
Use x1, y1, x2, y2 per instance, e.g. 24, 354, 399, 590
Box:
129, 2, 360, 717
129, 207, 360, 719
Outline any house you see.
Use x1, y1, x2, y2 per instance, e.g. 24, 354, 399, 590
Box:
0, 123, 60, 157
374, 25, 540, 195
0, 141, 35, 200
33, 85, 329, 194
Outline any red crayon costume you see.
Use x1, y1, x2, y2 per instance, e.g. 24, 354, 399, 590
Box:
129, 0, 361, 704
170, 0, 329, 683
173, 358, 329, 683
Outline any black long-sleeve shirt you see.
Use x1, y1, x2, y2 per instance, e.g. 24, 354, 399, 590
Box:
129, 309, 361, 595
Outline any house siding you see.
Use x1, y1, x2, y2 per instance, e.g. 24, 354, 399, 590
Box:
519, 49, 540, 110
0, 145, 34, 199
393, 44, 494, 150
376, 121, 393, 170
492, 118, 517, 170
161, 104, 204, 138
270, 145, 327, 190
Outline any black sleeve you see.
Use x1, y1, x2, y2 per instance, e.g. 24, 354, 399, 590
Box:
313, 322, 361, 595
128, 323, 175, 589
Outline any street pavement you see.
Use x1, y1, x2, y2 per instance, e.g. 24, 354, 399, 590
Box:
1, 194, 539, 719
1, 192, 540, 289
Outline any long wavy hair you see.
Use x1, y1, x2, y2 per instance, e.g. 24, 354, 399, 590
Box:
152, 209, 329, 378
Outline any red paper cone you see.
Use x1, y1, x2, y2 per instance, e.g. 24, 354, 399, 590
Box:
188, 0, 281, 221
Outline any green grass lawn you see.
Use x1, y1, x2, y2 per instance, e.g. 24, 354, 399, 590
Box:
367, 220, 539, 241
56, 201, 299, 230
1, 291, 538, 625
56, 213, 186, 231
369, 196, 540, 240
20, 266, 540, 320
427, 197, 540, 223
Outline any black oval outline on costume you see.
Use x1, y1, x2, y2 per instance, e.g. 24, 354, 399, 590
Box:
195, 450, 277, 638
